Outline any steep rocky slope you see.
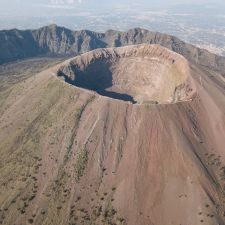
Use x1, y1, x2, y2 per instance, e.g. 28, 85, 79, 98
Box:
1, 24, 225, 76
0, 44, 224, 225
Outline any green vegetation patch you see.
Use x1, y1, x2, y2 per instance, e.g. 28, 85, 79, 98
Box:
75, 148, 88, 181
75, 95, 95, 124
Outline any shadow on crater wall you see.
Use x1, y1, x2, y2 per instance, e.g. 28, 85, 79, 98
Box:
58, 61, 137, 104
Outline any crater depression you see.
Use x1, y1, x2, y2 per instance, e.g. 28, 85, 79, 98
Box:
57, 44, 195, 104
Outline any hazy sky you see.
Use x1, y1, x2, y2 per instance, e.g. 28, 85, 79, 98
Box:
1, 0, 224, 15
0, 0, 225, 30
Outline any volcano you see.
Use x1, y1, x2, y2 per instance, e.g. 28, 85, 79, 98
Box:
0, 43, 225, 225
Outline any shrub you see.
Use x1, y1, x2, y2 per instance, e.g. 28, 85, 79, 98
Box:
28, 218, 34, 224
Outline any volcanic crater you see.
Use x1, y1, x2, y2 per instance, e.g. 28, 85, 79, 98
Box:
57, 44, 195, 104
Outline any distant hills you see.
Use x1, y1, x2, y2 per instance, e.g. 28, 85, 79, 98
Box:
1, 24, 225, 76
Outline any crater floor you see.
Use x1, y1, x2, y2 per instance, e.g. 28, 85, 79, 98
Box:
57, 44, 196, 104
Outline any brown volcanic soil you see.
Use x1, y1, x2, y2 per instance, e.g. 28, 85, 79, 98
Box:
0, 44, 225, 225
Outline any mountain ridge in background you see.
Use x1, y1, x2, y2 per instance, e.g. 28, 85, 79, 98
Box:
1, 24, 225, 76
